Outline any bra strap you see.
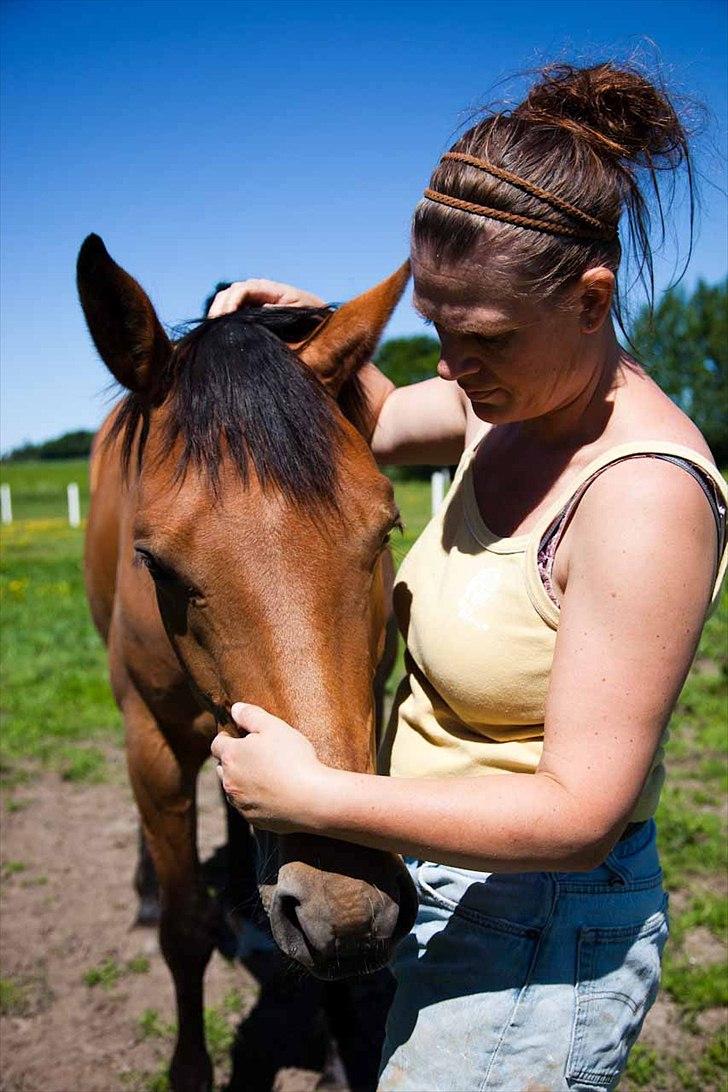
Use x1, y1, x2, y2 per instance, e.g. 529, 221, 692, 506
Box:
539, 453, 727, 609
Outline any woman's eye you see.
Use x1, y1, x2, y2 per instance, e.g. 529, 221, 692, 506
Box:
477, 332, 510, 350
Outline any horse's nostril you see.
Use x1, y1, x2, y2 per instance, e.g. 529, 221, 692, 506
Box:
278, 893, 303, 935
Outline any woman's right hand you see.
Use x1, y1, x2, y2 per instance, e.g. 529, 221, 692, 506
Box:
207, 279, 326, 317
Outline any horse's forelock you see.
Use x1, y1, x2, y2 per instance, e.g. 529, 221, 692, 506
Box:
108, 308, 361, 506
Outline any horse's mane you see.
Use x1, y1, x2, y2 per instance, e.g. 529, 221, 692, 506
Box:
108, 307, 369, 505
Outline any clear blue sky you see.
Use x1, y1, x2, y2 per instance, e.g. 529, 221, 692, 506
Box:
1, 0, 726, 452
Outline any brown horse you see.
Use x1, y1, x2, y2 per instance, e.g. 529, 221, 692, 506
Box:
77, 234, 417, 1092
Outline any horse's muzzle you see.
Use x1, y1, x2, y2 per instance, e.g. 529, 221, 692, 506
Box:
265, 836, 418, 979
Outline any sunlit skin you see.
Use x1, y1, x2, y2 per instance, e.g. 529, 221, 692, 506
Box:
410, 243, 623, 440
210, 251, 718, 874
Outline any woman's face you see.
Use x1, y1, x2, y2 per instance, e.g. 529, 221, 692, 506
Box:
411, 245, 606, 426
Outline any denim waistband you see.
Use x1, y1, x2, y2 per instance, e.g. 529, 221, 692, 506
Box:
410, 819, 662, 907
554, 818, 661, 892
611, 818, 654, 858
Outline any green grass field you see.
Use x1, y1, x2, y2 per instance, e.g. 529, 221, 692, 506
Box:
0, 459, 90, 522
1, 460, 726, 1088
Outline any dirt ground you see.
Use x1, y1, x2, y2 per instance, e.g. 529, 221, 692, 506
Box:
0, 752, 360, 1092
0, 750, 719, 1092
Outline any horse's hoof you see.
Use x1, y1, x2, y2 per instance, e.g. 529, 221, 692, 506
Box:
169, 1056, 213, 1092
133, 896, 161, 927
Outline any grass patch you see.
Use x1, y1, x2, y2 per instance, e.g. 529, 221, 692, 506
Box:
143, 1070, 171, 1092
5, 797, 30, 812
0, 969, 52, 1015
59, 745, 108, 783
83, 958, 122, 990
698, 1029, 728, 1086
221, 986, 245, 1014
623, 1043, 662, 1087
651, 589, 728, 1043
137, 1007, 174, 1040
662, 957, 728, 1017
656, 785, 725, 888
0, 975, 29, 1015
120, 1065, 170, 1092
1, 859, 27, 877
204, 1004, 236, 1066
0, 520, 121, 775
21, 874, 48, 887
669, 890, 727, 947
127, 955, 151, 975
667, 1029, 728, 1091
84, 955, 152, 989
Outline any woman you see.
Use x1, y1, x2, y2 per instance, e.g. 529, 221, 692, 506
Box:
210, 63, 727, 1090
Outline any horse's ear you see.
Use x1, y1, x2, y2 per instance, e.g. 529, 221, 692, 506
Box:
76, 234, 172, 394
296, 261, 410, 396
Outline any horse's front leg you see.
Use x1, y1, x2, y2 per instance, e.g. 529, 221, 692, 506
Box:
134, 824, 161, 926
124, 692, 216, 1092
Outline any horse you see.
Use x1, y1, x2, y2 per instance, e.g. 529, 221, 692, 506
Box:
77, 234, 418, 1092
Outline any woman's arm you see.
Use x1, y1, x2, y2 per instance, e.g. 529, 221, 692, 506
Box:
213, 457, 718, 871
207, 278, 469, 465
359, 364, 469, 465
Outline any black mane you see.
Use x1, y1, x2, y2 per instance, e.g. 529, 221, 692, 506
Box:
109, 307, 364, 506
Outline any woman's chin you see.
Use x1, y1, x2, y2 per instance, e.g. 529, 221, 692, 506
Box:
471, 394, 512, 422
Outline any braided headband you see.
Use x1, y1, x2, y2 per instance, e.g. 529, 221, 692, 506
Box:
424, 151, 617, 243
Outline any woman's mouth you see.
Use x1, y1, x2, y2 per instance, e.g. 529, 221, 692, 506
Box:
461, 385, 509, 407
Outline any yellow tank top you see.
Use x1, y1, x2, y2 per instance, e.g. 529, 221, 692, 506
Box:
380, 437, 728, 822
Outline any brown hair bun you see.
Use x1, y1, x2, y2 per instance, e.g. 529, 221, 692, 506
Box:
516, 62, 688, 166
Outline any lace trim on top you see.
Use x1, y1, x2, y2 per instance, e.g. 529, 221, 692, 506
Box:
537, 454, 728, 609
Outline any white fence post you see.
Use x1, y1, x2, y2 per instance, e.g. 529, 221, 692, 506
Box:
0, 484, 12, 525
431, 468, 450, 517
67, 482, 81, 527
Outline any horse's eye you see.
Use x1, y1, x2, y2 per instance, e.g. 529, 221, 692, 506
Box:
134, 549, 206, 606
134, 548, 175, 582
134, 548, 203, 599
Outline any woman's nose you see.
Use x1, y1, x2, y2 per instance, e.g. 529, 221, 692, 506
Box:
437, 354, 480, 382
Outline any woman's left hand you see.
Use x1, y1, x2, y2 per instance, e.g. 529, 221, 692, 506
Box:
211, 703, 329, 833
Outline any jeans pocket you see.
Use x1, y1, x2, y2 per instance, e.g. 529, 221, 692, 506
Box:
566, 897, 669, 1089
416, 861, 545, 938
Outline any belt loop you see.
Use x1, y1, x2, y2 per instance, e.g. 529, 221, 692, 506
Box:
604, 853, 629, 887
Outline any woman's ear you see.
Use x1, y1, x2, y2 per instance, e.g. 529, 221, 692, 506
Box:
577, 267, 615, 334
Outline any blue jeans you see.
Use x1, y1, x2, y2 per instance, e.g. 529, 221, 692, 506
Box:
379, 820, 668, 1091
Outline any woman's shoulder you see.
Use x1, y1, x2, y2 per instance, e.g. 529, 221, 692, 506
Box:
580, 377, 724, 535
554, 367, 725, 601
597, 363, 717, 466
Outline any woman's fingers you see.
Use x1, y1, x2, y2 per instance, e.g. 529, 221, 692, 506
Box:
211, 732, 234, 761
231, 702, 280, 734
207, 280, 276, 317
207, 279, 326, 317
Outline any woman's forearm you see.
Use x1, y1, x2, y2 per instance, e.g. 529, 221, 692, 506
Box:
308, 767, 616, 872
214, 706, 627, 870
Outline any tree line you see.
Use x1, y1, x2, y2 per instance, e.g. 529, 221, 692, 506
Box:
4, 278, 725, 465
3, 429, 96, 462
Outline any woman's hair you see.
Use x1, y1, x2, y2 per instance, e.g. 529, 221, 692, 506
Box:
413, 62, 695, 331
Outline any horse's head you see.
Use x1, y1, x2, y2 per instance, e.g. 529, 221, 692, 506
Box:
77, 234, 417, 977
